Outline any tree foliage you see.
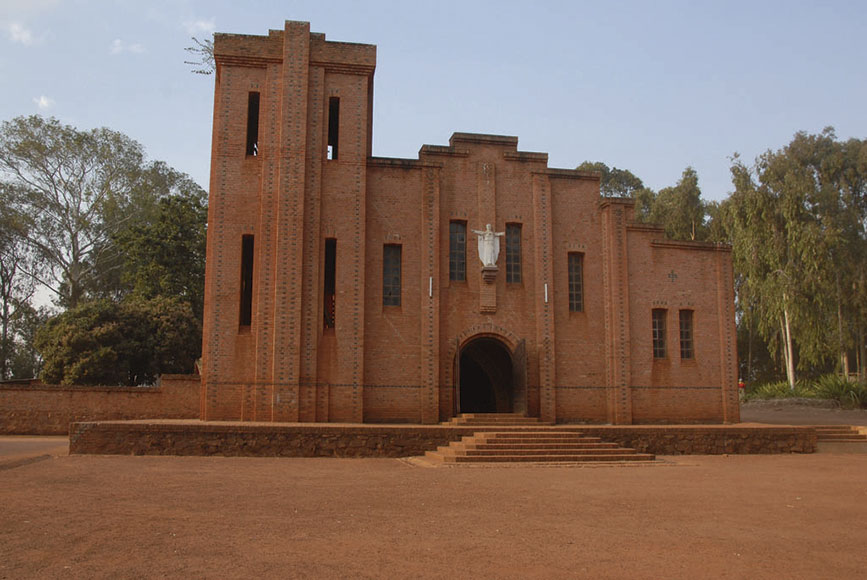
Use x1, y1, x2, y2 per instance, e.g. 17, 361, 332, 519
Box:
0, 115, 205, 309
184, 36, 215, 75
0, 190, 43, 379
648, 167, 707, 241
35, 297, 201, 386
721, 128, 867, 386
114, 192, 208, 320
0, 115, 207, 385
576, 161, 647, 198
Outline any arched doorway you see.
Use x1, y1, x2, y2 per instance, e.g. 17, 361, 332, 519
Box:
457, 336, 514, 413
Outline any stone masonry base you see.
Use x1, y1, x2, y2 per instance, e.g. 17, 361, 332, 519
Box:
69, 420, 816, 457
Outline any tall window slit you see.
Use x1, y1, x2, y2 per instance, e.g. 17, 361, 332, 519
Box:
323, 238, 337, 329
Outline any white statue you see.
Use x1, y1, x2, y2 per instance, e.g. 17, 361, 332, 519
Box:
471, 224, 505, 267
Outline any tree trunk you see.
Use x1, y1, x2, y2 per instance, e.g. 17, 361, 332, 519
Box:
784, 307, 796, 389
0, 296, 9, 380
859, 326, 866, 382
836, 274, 848, 376
746, 312, 754, 383
781, 302, 796, 390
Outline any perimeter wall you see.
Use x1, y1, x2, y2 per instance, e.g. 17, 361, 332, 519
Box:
0, 375, 200, 435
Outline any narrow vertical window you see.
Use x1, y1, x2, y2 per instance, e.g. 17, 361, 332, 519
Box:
246, 92, 260, 156
505, 223, 522, 283
323, 238, 336, 329
568, 253, 584, 312
239, 235, 254, 327
327, 97, 340, 160
679, 309, 694, 359
383, 244, 401, 306
449, 221, 466, 281
652, 309, 667, 358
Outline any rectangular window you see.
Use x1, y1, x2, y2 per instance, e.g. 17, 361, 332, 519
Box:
246, 92, 260, 156
323, 238, 336, 329
449, 221, 467, 281
327, 97, 340, 160
239, 235, 254, 327
383, 244, 401, 306
505, 224, 522, 283
679, 309, 694, 359
652, 309, 667, 358
568, 253, 584, 312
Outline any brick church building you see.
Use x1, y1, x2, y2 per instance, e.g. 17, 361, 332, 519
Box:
201, 21, 740, 425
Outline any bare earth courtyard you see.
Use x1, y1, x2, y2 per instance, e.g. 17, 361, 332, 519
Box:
2, 404, 867, 579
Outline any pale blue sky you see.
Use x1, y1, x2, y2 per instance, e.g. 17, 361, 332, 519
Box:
1, 0, 865, 201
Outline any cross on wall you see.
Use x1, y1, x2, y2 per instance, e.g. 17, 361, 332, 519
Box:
668, 270, 678, 283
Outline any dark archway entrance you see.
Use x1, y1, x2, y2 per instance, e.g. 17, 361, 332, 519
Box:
458, 337, 514, 413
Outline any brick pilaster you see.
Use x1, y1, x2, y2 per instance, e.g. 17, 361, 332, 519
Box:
600, 200, 633, 424
532, 173, 557, 422
420, 165, 442, 423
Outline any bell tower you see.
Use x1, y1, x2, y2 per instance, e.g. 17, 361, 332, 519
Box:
201, 21, 376, 422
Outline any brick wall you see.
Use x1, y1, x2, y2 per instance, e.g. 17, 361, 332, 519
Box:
0, 375, 200, 435
200, 20, 739, 426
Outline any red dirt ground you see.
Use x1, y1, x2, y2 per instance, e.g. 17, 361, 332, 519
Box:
2, 402, 866, 579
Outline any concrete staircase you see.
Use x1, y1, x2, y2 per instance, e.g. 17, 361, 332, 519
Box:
814, 425, 867, 454
441, 413, 553, 427
814, 425, 867, 442
426, 414, 655, 464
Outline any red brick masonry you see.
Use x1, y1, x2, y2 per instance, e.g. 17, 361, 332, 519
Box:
0, 375, 200, 435
69, 420, 815, 457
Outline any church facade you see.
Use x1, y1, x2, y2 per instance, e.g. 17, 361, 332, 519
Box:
201, 21, 740, 425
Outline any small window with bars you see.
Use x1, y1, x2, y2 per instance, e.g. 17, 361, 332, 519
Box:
383, 244, 401, 306
449, 221, 466, 281
679, 309, 694, 359
652, 308, 667, 358
505, 224, 522, 283
568, 253, 584, 312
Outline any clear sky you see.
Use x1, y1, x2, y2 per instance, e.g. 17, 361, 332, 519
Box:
1, 0, 865, 202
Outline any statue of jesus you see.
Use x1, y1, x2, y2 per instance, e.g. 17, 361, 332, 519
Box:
471, 224, 505, 267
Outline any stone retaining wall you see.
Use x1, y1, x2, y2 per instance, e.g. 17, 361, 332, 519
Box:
578, 426, 815, 455
69, 421, 816, 457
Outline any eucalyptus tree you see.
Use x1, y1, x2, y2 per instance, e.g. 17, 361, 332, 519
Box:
725, 129, 867, 386
649, 166, 707, 241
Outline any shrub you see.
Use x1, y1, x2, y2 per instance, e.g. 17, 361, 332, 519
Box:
813, 374, 866, 409
745, 380, 812, 400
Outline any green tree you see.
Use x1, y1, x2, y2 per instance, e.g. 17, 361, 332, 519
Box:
35, 297, 200, 386
576, 161, 647, 198
114, 191, 208, 320
648, 167, 707, 241
0, 115, 205, 308
723, 129, 867, 387
0, 190, 42, 379
6, 303, 48, 379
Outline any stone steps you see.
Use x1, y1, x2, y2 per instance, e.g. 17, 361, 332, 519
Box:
424, 422, 654, 464
814, 425, 867, 443
426, 452, 656, 463
442, 413, 553, 427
